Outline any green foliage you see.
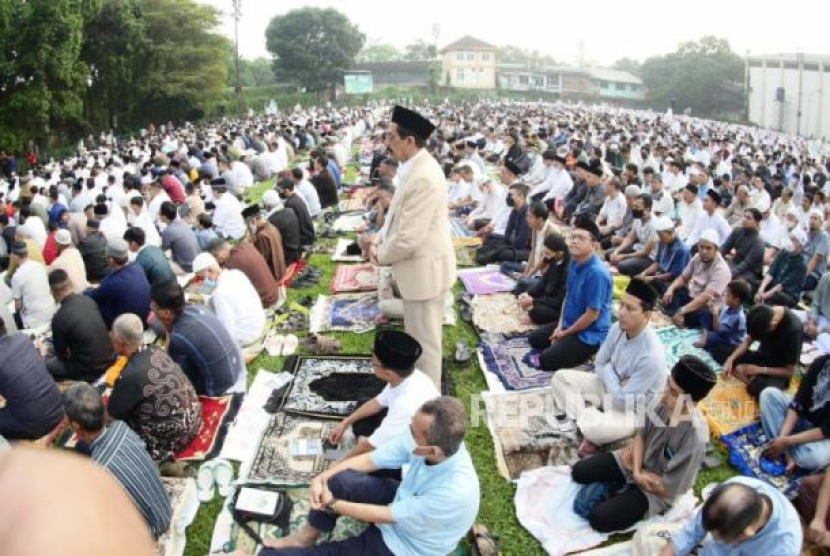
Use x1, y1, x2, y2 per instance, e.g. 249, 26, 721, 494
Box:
229, 55, 279, 89
357, 43, 402, 64
265, 7, 365, 93
403, 40, 437, 62
640, 36, 744, 117
497, 45, 557, 68
612, 57, 642, 76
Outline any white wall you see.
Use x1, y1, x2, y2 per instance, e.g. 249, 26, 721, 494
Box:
749, 62, 829, 139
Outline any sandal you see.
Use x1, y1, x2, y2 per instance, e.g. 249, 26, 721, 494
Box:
304, 334, 341, 355
282, 334, 299, 356
196, 461, 217, 502
213, 459, 235, 498
469, 523, 501, 556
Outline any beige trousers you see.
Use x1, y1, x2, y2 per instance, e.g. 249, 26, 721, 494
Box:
403, 293, 446, 389
550, 369, 638, 445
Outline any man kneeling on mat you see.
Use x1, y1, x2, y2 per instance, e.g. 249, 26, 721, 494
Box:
571, 355, 716, 533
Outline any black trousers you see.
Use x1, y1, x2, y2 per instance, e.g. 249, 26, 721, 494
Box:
528, 324, 600, 372
765, 291, 797, 308
734, 351, 791, 399
571, 452, 649, 533
528, 301, 560, 326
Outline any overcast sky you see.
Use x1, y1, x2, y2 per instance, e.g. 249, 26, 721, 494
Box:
200, 0, 830, 66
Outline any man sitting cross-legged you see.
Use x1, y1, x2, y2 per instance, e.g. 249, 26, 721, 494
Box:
572, 355, 716, 533
327, 330, 440, 462
230, 397, 479, 556
551, 279, 667, 457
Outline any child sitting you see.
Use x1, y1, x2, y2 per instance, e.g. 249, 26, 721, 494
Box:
693, 279, 750, 364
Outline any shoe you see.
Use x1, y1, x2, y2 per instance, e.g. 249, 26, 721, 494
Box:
455, 342, 472, 366
266, 333, 284, 357
282, 334, 299, 356
213, 459, 235, 498
196, 461, 217, 502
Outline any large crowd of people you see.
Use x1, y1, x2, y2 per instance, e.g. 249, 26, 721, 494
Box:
0, 98, 830, 554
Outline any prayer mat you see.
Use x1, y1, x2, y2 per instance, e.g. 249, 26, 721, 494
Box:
721, 423, 804, 499
281, 355, 383, 419
175, 394, 243, 462
700, 377, 801, 439
449, 217, 475, 239
455, 243, 478, 267
332, 238, 364, 262
338, 198, 366, 213
331, 263, 378, 293
245, 413, 354, 484
482, 390, 579, 480
479, 336, 550, 391
331, 213, 365, 233
471, 293, 535, 336
612, 275, 631, 301
279, 260, 306, 287
231, 485, 366, 553
452, 236, 483, 248
655, 326, 721, 373
458, 267, 517, 295
309, 294, 382, 334
649, 311, 675, 329
156, 477, 199, 556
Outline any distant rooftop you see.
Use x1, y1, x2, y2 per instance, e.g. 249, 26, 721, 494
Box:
747, 53, 830, 65
440, 35, 497, 53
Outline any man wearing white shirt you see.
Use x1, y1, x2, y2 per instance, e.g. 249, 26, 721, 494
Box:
127, 197, 161, 247
542, 152, 574, 202
663, 160, 688, 195
686, 189, 732, 247
467, 179, 509, 230
328, 330, 440, 461
210, 180, 246, 240
677, 184, 703, 241
191, 253, 266, 360
647, 172, 675, 216
146, 181, 170, 229
16, 207, 47, 250
290, 167, 322, 218
749, 173, 771, 214
231, 158, 254, 190
597, 179, 627, 237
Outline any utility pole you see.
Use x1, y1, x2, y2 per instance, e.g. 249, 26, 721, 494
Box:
232, 0, 242, 112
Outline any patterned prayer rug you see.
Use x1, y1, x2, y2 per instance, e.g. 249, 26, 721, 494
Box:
231, 486, 366, 553
479, 337, 550, 391
471, 293, 535, 335
655, 327, 722, 373
309, 294, 382, 334
175, 394, 243, 462
700, 377, 801, 439
458, 268, 517, 295
245, 413, 351, 484
156, 477, 199, 556
455, 244, 478, 267
721, 423, 804, 499
332, 214, 365, 233
282, 355, 383, 419
280, 260, 306, 287
449, 217, 475, 239
482, 390, 579, 480
331, 238, 364, 263
331, 263, 379, 293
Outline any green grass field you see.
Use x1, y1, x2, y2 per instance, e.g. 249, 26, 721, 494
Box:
182, 165, 738, 556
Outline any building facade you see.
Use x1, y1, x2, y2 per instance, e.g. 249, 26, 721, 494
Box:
440, 35, 497, 89
497, 64, 645, 102
747, 53, 830, 139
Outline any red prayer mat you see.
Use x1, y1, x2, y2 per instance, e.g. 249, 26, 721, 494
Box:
174, 394, 240, 462
280, 260, 306, 287
331, 263, 378, 293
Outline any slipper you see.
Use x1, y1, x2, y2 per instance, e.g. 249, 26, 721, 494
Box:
266, 333, 284, 357
304, 334, 341, 355
469, 523, 501, 556
196, 461, 216, 502
701, 455, 722, 470
461, 305, 474, 323
455, 342, 472, 366
282, 334, 299, 356
213, 459, 235, 498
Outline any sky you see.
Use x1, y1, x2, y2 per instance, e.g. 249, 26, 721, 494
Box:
200, 0, 830, 67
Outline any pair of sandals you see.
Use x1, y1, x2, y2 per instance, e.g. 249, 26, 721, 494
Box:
303, 334, 341, 355
293, 267, 322, 288
196, 459, 235, 502
265, 333, 299, 357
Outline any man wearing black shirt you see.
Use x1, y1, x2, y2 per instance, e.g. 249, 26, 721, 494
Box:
262, 190, 301, 266
518, 233, 569, 325
277, 178, 315, 248
721, 208, 765, 291
45, 269, 114, 382
78, 218, 109, 283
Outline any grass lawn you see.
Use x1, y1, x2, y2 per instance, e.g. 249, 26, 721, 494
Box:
182, 164, 739, 556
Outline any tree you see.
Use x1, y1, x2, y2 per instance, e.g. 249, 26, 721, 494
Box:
640, 36, 743, 117
357, 43, 401, 63
0, 0, 89, 151
403, 40, 436, 62
265, 7, 365, 93
612, 57, 641, 76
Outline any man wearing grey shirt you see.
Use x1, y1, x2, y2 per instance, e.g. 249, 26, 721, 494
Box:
551, 279, 667, 455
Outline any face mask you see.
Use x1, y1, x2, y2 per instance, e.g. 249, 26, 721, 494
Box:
506, 195, 515, 207
201, 278, 217, 294
632, 209, 644, 219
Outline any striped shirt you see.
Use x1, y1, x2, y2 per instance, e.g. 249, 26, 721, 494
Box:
90, 421, 171, 538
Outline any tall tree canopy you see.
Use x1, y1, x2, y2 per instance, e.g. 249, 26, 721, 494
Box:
265, 7, 365, 93
641, 36, 744, 117
0, 0, 229, 152
357, 43, 402, 64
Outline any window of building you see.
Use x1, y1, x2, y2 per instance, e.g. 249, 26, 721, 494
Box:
615, 82, 626, 91
456, 68, 465, 81
519, 75, 529, 85
467, 52, 475, 61
600, 80, 610, 88
482, 52, 490, 61
457, 52, 464, 61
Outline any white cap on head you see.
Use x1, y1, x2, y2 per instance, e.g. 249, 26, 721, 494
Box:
790, 227, 808, 248
55, 229, 72, 246
698, 228, 720, 246
262, 190, 282, 209
192, 252, 219, 274
652, 215, 675, 232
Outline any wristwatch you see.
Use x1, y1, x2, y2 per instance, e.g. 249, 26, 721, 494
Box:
324, 498, 339, 515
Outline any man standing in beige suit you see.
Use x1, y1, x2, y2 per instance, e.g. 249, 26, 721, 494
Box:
370, 106, 455, 388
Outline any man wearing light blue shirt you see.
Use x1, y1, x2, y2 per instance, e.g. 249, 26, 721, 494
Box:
659, 476, 802, 556
253, 396, 479, 556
